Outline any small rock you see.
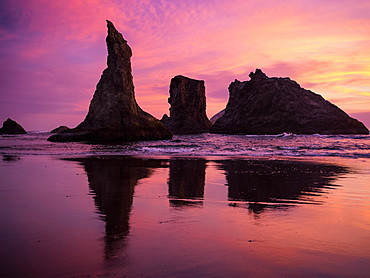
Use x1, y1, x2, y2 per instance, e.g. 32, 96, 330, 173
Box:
50, 126, 70, 133
0, 118, 27, 135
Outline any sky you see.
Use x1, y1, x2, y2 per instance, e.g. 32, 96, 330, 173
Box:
1, 0, 370, 131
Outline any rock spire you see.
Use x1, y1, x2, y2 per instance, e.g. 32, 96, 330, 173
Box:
48, 20, 172, 142
160, 75, 212, 134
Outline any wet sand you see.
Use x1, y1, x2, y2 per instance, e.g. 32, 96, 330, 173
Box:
1, 155, 370, 277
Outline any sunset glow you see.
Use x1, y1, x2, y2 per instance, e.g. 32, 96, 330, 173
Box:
1, 0, 370, 130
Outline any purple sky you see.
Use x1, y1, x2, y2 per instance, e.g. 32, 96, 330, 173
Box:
1, 0, 370, 131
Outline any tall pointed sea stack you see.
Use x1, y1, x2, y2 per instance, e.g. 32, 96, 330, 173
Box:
211, 69, 369, 135
48, 21, 172, 142
160, 75, 212, 134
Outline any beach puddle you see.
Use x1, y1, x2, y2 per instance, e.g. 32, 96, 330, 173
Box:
1, 155, 370, 277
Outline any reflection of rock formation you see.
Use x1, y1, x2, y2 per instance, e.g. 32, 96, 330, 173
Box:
168, 159, 206, 207
2, 155, 20, 161
69, 157, 164, 261
217, 159, 347, 214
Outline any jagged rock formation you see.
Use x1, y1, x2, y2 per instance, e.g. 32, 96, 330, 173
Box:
50, 126, 70, 133
160, 75, 212, 134
0, 118, 27, 135
48, 20, 172, 143
211, 69, 369, 135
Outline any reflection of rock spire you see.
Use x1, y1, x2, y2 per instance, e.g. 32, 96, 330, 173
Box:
218, 159, 347, 214
70, 157, 163, 262
168, 159, 206, 207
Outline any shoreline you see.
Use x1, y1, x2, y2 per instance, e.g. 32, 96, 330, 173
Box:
1, 151, 370, 277
1, 135, 370, 277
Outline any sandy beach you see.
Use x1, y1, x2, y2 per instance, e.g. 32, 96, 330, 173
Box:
1, 154, 369, 277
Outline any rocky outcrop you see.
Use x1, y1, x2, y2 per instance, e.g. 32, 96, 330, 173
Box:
160, 75, 212, 134
211, 69, 369, 135
210, 109, 225, 124
0, 118, 27, 135
48, 20, 172, 143
50, 126, 70, 133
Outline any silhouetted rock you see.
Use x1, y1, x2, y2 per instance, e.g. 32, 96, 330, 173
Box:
50, 126, 70, 133
160, 114, 171, 128
48, 20, 172, 143
210, 109, 225, 124
161, 75, 212, 134
0, 118, 27, 135
211, 69, 369, 135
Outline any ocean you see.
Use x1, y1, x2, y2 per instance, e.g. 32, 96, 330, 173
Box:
1, 133, 370, 277
1, 132, 370, 157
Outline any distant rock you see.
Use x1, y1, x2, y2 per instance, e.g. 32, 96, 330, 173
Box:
50, 126, 70, 133
210, 109, 225, 124
48, 20, 172, 143
211, 69, 369, 135
160, 75, 212, 134
0, 118, 27, 135
160, 114, 171, 128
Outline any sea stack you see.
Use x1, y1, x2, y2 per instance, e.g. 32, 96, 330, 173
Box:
48, 20, 172, 142
211, 69, 369, 135
0, 118, 27, 135
160, 75, 212, 134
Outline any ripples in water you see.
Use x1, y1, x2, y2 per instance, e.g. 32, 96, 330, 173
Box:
0, 132, 369, 158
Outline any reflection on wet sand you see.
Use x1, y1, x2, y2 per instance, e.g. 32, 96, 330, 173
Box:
168, 158, 206, 207
73, 157, 349, 236
1, 153, 367, 277
66, 157, 350, 274
217, 159, 348, 214
69, 157, 166, 261
2, 154, 20, 161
